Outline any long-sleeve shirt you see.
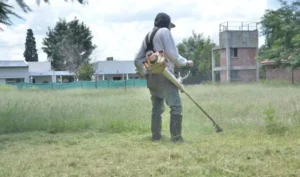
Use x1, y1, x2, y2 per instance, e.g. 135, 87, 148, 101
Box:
134, 27, 188, 76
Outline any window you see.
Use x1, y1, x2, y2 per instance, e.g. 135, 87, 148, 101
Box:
5, 78, 24, 84
230, 48, 238, 58
113, 77, 121, 80
231, 70, 239, 81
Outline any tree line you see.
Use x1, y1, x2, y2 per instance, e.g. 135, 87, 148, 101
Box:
24, 19, 216, 81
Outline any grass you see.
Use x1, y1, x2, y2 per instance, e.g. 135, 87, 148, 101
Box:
0, 83, 300, 176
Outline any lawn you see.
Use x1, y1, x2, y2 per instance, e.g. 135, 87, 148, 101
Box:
0, 83, 300, 177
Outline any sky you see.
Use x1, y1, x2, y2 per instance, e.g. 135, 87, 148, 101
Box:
0, 0, 283, 62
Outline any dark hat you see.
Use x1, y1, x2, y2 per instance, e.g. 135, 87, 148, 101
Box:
154, 12, 175, 28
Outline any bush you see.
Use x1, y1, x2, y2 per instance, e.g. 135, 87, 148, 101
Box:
263, 103, 288, 135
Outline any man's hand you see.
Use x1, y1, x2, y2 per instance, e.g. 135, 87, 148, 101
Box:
187, 60, 194, 67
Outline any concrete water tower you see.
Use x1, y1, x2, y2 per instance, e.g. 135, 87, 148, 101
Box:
211, 21, 260, 83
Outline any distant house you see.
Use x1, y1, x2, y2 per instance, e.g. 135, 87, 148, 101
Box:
28, 61, 75, 83
260, 59, 300, 83
0, 60, 75, 84
93, 58, 141, 80
0, 60, 29, 84
0, 58, 142, 85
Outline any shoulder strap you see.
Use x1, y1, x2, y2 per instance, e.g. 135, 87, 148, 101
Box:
145, 27, 161, 52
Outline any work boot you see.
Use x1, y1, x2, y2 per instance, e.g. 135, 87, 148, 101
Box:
170, 114, 184, 142
151, 114, 162, 141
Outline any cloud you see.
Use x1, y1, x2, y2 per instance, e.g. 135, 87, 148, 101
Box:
0, 0, 269, 62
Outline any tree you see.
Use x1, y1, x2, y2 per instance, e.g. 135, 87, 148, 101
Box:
0, 1, 23, 31
176, 30, 216, 78
0, 0, 85, 30
78, 63, 94, 81
257, 0, 300, 71
58, 38, 86, 74
42, 17, 96, 78
23, 29, 38, 62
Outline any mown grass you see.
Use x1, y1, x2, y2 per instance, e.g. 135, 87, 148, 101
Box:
0, 83, 300, 176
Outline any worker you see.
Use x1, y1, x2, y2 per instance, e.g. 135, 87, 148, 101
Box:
134, 12, 194, 142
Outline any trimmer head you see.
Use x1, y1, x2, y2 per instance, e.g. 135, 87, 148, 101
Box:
214, 124, 223, 133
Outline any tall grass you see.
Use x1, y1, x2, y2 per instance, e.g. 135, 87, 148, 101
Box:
0, 87, 151, 134
0, 83, 300, 135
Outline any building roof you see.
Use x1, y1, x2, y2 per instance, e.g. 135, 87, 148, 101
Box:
0, 60, 28, 68
29, 71, 75, 76
260, 59, 274, 65
260, 57, 292, 65
93, 60, 136, 74
54, 71, 76, 76
0, 60, 75, 76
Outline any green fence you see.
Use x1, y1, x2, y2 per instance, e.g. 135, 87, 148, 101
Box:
10, 79, 147, 90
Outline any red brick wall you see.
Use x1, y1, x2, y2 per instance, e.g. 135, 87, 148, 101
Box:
295, 69, 300, 82
215, 48, 258, 83
231, 48, 257, 66
266, 66, 300, 82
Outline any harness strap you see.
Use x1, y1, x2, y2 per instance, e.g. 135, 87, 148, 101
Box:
145, 27, 161, 54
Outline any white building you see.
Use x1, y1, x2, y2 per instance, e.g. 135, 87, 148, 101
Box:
0, 59, 142, 85
0, 60, 29, 84
0, 60, 75, 84
93, 60, 140, 80
28, 61, 75, 83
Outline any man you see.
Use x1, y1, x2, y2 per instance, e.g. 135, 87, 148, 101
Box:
134, 12, 194, 142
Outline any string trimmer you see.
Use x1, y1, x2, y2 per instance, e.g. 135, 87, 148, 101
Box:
163, 68, 223, 133
143, 51, 223, 133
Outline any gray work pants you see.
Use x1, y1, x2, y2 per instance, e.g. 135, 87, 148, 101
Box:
146, 73, 183, 116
